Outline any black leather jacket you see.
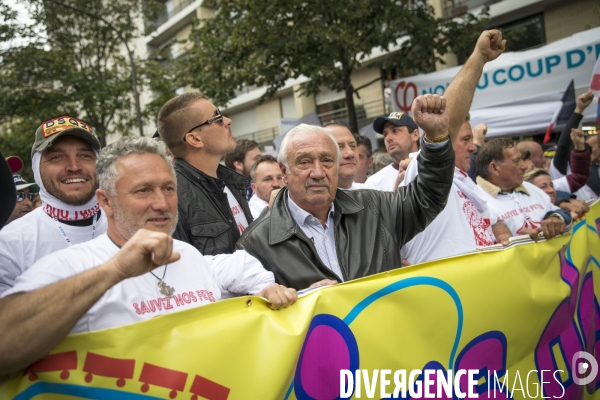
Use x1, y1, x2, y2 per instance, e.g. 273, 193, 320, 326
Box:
236, 140, 455, 290
173, 158, 253, 255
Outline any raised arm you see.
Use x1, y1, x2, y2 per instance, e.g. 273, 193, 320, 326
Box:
0, 230, 180, 375
565, 128, 591, 193
444, 30, 506, 141
387, 95, 454, 245
553, 92, 593, 175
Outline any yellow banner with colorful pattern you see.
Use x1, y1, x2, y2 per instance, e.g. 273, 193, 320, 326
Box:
2, 202, 599, 400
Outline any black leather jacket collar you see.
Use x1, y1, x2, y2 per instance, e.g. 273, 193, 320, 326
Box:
268, 188, 364, 245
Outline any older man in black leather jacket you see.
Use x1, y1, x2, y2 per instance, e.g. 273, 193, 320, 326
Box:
236, 30, 507, 290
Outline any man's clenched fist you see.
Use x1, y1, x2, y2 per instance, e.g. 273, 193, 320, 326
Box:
411, 94, 449, 141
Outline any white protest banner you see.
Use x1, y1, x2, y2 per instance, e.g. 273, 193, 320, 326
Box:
392, 27, 600, 113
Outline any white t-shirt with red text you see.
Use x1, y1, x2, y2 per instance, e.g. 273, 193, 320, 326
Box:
400, 165, 497, 264
477, 181, 558, 235
2, 234, 274, 334
0, 207, 108, 296
224, 186, 249, 234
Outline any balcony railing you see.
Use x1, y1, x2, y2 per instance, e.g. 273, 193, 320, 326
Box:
317, 98, 386, 129
232, 98, 386, 150
234, 127, 280, 148
146, 0, 196, 32
442, 0, 496, 18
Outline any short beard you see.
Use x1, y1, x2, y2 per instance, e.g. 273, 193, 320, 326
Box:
112, 201, 178, 241
42, 176, 98, 206
389, 147, 409, 164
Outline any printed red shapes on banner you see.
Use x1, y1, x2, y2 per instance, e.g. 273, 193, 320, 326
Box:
24, 351, 77, 381
139, 362, 188, 399
82, 352, 135, 387
189, 374, 230, 400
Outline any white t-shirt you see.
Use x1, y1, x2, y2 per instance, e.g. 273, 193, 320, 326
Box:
364, 164, 399, 191
400, 163, 497, 264
477, 181, 559, 235
552, 176, 571, 194
224, 186, 249, 233
2, 234, 274, 334
549, 161, 598, 201
0, 207, 108, 295
339, 181, 367, 191
248, 194, 268, 219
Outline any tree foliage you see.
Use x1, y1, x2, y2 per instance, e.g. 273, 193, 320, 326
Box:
181, 0, 489, 133
0, 0, 170, 179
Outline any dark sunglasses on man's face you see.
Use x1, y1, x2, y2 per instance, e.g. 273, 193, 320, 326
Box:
16, 191, 38, 202
184, 109, 225, 141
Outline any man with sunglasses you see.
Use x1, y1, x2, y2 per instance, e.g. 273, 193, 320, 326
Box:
6, 174, 40, 226
157, 93, 253, 258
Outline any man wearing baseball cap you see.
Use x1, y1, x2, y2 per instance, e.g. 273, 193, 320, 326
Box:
0, 116, 108, 295
364, 112, 420, 191
5, 173, 40, 226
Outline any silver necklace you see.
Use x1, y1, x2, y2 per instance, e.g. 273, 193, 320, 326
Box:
150, 265, 175, 298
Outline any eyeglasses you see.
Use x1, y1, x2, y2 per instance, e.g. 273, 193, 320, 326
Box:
16, 191, 38, 202
184, 109, 224, 141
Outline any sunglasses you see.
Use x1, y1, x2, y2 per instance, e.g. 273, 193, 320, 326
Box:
16, 191, 38, 202
184, 109, 225, 141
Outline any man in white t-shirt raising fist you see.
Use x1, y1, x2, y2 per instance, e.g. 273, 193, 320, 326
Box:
399, 29, 514, 264
400, 115, 514, 264
0, 137, 297, 377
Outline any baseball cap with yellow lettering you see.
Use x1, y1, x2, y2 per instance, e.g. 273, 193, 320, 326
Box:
32, 116, 101, 157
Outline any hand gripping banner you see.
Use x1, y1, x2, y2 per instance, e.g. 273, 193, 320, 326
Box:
2, 202, 599, 399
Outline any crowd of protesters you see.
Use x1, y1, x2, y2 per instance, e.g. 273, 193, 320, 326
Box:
0, 29, 597, 376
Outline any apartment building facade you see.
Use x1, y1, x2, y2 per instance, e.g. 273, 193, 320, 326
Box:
139, 0, 598, 147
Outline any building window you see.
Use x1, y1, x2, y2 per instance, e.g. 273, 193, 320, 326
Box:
497, 14, 546, 53
317, 99, 347, 125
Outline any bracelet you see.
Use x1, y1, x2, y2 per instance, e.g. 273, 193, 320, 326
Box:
423, 133, 450, 143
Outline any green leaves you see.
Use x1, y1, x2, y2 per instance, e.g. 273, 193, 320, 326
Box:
181, 0, 488, 133
0, 0, 168, 176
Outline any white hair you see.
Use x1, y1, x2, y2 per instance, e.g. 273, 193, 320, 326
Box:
278, 123, 340, 169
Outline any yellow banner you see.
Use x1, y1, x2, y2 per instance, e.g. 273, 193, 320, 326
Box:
2, 202, 600, 400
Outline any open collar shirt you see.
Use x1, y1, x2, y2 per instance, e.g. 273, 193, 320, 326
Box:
286, 194, 343, 281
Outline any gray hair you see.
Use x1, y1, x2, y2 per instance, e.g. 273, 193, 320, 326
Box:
370, 152, 394, 174
278, 124, 340, 169
97, 136, 175, 197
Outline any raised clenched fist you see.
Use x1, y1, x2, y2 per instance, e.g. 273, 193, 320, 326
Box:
474, 30, 506, 63
110, 229, 181, 281
473, 123, 488, 146
571, 128, 585, 151
575, 91, 594, 114
411, 94, 449, 141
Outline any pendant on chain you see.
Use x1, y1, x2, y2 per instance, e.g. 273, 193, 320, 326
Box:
158, 280, 175, 298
